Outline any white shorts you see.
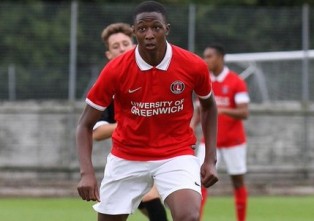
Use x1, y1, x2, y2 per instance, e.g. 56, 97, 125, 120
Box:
93, 153, 202, 215
196, 143, 247, 175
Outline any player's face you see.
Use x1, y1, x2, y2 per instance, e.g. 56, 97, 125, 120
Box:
203, 48, 222, 73
106, 32, 134, 60
133, 12, 169, 52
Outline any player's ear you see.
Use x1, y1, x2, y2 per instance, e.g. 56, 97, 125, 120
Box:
165, 24, 170, 35
105, 51, 112, 60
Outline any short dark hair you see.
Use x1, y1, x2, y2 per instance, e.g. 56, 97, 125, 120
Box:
133, 1, 167, 22
206, 43, 226, 56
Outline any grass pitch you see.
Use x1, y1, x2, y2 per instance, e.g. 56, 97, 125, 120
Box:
0, 196, 314, 221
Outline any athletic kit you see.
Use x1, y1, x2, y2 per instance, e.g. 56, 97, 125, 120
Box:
86, 42, 212, 214
196, 67, 250, 174
195, 66, 250, 221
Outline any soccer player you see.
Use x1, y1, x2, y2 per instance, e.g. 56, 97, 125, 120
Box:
191, 43, 250, 221
93, 22, 168, 221
76, 1, 218, 221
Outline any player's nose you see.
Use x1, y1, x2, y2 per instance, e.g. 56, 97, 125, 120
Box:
145, 28, 154, 39
119, 45, 127, 53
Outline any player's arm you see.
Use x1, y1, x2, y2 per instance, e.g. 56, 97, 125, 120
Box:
199, 94, 218, 188
76, 105, 102, 202
190, 101, 201, 131
93, 123, 117, 141
220, 81, 250, 119
218, 102, 249, 119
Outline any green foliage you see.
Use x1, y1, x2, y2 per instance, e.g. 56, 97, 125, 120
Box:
0, 2, 70, 67
0, 2, 70, 99
6, 0, 314, 6
66, 0, 314, 6
0, 2, 311, 100
194, 5, 302, 54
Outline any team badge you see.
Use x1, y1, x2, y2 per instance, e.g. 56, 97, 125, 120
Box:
222, 85, 229, 94
170, 81, 185, 94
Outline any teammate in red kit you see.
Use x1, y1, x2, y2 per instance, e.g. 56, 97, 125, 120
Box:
191, 43, 249, 221
76, 2, 218, 221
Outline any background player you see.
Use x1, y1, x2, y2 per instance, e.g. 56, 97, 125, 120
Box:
76, 1, 218, 221
93, 22, 168, 221
191, 43, 250, 221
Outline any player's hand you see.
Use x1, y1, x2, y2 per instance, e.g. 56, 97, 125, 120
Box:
217, 107, 226, 115
77, 173, 100, 202
200, 162, 218, 188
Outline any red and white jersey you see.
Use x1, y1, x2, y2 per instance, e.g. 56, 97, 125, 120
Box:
87, 42, 212, 161
210, 67, 250, 148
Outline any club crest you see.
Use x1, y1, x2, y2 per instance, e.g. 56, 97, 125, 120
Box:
170, 81, 185, 94
222, 85, 229, 94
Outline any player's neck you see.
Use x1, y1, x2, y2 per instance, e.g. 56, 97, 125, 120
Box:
138, 43, 167, 67
213, 65, 224, 76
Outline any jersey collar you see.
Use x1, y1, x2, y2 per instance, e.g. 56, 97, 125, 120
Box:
210, 66, 229, 82
135, 41, 172, 71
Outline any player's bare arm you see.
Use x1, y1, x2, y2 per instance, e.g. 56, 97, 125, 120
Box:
199, 94, 218, 188
190, 102, 201, 131
218, 102, 249, 119
76, 105, 103, 202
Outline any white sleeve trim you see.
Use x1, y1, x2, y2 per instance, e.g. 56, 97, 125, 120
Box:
235, 92, 250, 104
197, 91, 212, 100
93, 121, 109, 130
86, 98, 106, 111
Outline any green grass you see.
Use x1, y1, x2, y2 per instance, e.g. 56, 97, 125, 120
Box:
1, 196, 314, 221
203, 196, 314, 221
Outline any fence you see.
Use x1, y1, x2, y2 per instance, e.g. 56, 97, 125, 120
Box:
0, 2, 314, 102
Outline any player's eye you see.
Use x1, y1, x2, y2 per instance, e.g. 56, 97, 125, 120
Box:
123, 42, 130, 47
154, 26, 161, 31
138, 27, 146, 32
112, 44, 119, 50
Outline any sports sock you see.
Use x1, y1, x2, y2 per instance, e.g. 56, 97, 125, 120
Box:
234, 186, 247, 221
141, 198, 168, 221
138, 201, 145, 210
200, 186, 208, 220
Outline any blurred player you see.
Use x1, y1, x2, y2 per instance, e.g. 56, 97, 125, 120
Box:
191, 43, 249, 221
93, 22, 168, 221
76, 1, 218, 221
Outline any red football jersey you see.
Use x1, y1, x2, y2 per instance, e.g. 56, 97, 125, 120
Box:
87, 43, 212, 161
210, 67, 250, 148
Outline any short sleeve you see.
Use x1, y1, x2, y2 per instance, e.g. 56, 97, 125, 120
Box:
234, 78, 250, 104
194, 61, 212, 99
86, 62, 117, 111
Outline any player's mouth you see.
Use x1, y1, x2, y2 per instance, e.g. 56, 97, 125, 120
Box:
145, 43, 156, 50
